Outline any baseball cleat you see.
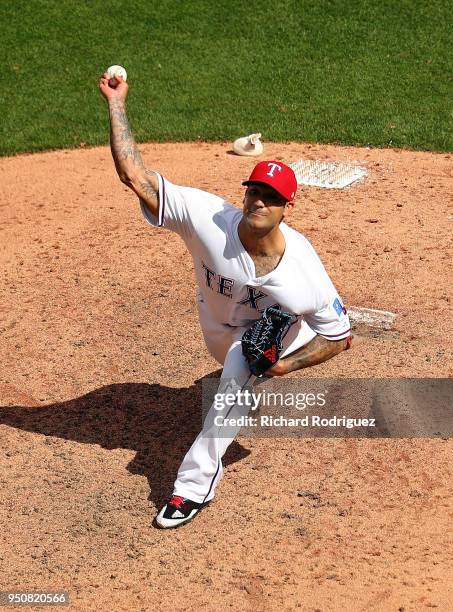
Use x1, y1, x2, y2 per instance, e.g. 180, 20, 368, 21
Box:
155, 495, 208, 529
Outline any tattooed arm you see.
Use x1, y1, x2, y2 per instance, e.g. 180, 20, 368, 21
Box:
99, 72, 159, 217
266, 334, 351, 376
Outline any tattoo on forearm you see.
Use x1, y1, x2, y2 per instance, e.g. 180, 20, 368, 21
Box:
285, 335, 347, 372
109, 99, 143, 170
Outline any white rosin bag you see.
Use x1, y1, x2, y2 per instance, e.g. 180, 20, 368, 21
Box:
233, 133, 263, 156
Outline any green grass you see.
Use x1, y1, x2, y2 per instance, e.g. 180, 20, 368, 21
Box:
1, 0, 452, 155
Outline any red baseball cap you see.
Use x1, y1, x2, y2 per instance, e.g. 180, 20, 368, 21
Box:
242, 160, 297, 201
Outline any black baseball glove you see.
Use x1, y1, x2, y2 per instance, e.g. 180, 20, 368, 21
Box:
241, 306, 296, 377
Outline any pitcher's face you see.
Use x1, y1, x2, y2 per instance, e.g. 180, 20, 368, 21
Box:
242, 183, 293, 233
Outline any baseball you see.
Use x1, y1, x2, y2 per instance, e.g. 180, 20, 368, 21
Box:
106, 65, 127, 87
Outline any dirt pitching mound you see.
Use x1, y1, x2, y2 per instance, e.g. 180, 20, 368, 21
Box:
0, 142, 451, 610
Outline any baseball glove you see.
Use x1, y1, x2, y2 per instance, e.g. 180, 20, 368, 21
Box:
241, 306, 296, 377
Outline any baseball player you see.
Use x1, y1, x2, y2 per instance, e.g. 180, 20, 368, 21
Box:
99, 73, 352, 528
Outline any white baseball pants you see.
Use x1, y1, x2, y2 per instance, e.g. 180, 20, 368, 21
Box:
172, 293, 316, 503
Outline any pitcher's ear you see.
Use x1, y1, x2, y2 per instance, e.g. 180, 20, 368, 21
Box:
283, 200, 295, 217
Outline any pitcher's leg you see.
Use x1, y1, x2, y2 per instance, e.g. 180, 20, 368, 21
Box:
172, 339, 254, 503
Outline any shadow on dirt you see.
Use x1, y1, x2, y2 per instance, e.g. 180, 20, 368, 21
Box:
0, 372, 251, 508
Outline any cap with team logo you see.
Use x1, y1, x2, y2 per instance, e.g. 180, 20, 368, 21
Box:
242, 160, 297, 202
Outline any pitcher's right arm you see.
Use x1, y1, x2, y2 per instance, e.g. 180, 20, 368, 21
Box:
99, 72, 159, 218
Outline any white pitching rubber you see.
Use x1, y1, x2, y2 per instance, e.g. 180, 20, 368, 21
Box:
347, 307, 397, 330
290, 159, 367, 189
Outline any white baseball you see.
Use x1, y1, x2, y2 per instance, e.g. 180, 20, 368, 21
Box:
106, 65, 127, 86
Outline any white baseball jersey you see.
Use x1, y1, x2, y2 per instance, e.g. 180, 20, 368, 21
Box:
139, 174, 351, 504
140, 173, 351, 346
